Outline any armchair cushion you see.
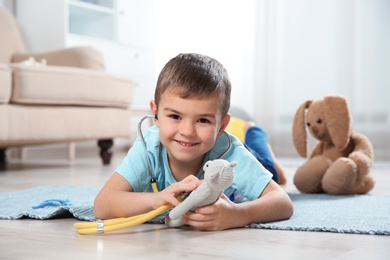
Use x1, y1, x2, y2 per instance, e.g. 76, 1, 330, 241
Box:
11, 46, 106, 71
10, 64, 133, 108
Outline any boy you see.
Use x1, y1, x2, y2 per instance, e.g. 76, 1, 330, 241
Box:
94, 53, 293, 231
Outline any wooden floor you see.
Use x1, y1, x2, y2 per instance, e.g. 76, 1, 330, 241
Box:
0, 145, 389, 260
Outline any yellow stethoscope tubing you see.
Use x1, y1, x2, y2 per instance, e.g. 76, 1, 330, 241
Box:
74, 197, 181, 235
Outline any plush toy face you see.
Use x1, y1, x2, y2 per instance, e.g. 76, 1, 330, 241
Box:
203, 159, 236, 190
305, 100, 332, 143
292, 95, 352, 158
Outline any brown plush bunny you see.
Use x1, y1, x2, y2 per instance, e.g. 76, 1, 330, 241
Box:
292, 95, 375, 195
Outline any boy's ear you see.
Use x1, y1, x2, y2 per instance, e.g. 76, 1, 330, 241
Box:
217, 113, 231, 137
149, 100, 159, 126
149, 100, 157, 114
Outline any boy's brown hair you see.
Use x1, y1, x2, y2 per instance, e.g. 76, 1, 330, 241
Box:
154, 53, 231, 117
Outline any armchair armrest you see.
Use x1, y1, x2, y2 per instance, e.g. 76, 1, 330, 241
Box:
11, 46, 105, 71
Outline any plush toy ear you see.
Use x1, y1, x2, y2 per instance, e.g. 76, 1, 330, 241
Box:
292, 100, 312, 158
324, 95, 351, 150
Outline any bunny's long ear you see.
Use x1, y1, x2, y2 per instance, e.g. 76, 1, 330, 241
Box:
292, 100, 312, 158
324, 95, 351, 150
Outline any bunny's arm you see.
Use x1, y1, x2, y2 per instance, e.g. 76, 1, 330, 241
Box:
348, 132, 373, 172
349, 132, 373, 157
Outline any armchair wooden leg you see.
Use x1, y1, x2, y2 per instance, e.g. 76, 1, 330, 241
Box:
97, 139, 113, 165
0, 148, 7, 168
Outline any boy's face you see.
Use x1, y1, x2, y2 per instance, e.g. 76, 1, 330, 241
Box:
150, 90, 230, 166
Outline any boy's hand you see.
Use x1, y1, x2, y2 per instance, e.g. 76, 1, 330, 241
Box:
183, 194, 238, 231
152, 175, 203, 210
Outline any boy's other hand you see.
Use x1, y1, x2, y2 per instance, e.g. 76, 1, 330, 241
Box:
183, 194, 238, 231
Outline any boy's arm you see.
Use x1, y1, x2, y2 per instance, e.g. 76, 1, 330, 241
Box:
238, 180, 294, 225
94, 172, 202, 220
183, 180, 293, 231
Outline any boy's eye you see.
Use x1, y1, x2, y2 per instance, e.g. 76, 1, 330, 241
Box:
198, 118, 210, 124
169, 114, 181, 120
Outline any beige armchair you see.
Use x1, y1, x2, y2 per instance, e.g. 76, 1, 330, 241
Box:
0, 8, 133, 165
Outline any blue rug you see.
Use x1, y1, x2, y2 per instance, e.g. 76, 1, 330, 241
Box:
249, 193, 390, 235
0, 185, 98, 221
0, 185, 389, 235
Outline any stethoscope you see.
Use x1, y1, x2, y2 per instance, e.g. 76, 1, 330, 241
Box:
73, 114, 233, 235
138, 114, 233, 193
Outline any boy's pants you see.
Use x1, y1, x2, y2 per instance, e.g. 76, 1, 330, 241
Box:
244, 126, 279, 183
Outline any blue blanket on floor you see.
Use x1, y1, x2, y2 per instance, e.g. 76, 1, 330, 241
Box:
0, 185, 389, 235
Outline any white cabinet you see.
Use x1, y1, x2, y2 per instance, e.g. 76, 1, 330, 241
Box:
16, 0, 156, 110
68, 0, 117, 41
117, 0, 155, 49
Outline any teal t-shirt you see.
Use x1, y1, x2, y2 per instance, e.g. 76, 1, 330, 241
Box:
115, 125, 272, 202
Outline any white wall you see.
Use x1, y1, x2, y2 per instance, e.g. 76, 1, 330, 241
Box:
155, 0, 390, 160
252, 0, 390, 159
155, 0, 256, 112
0, 0, 13, 11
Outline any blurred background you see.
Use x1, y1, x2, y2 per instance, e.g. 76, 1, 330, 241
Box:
1, 0, 389, 160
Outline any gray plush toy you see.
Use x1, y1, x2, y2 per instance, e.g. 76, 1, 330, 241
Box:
165, 159, 236, 228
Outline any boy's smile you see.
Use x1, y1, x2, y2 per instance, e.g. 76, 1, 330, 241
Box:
150, 90, 230, 177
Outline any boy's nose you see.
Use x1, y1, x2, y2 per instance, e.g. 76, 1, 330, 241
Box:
179, 121, 195, 136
